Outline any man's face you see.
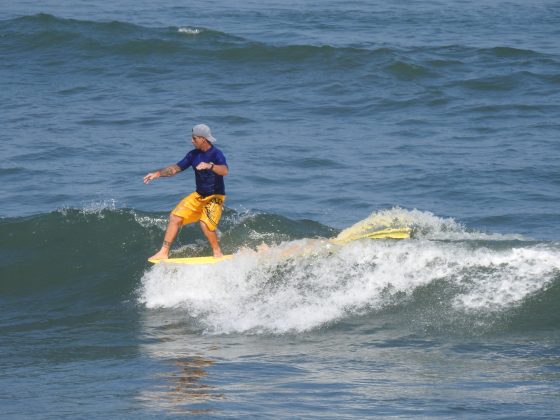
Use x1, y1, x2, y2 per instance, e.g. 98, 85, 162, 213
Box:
191, 135, 206, 149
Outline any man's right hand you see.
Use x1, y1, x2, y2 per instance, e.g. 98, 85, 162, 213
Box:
143, 171, 160, 184
144, 164, 181, 184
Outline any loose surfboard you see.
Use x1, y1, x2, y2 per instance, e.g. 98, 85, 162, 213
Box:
330, 227, 412, 244
149, 255, 233, 265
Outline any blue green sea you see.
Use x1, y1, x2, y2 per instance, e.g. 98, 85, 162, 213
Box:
1, 0, 560, 417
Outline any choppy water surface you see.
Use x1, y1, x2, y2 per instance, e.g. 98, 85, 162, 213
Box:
1, 0, 560, 418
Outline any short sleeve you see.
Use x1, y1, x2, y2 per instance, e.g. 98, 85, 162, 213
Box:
176, 151, 194, 171
213, 149, 227, 166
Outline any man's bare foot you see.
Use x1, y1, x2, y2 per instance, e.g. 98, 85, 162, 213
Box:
213, 250, 224, 258
148, 249, 169, 261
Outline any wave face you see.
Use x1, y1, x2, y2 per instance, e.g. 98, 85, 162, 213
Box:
2, 205, 558, 336
0, 205, 334, 299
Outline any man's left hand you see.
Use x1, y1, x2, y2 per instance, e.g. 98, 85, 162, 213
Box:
196, 162, 213, 171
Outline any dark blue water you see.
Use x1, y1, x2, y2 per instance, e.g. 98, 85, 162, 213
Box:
1, 1, 560, 417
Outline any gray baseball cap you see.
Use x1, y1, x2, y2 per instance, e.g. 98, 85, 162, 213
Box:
192, 124, 217, 143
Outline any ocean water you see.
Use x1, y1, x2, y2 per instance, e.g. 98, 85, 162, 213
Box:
1, 0, 560, 418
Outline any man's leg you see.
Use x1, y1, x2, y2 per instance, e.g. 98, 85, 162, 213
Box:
149, 213, 184, 260
199, 221, 223, 258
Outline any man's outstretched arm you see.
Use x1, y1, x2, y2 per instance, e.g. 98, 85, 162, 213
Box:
143, 164, 181, 184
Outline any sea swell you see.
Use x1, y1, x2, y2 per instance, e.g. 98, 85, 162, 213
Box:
3, 13, 559, 146
3, 12, 558, 139
3, 14, 558, 70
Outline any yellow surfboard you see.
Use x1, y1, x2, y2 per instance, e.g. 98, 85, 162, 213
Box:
148, 227, 412, 265
148, 255, 233, 265
330, 227, 412, 244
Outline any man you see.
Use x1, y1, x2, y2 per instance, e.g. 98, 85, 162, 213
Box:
143, 124, 229, 260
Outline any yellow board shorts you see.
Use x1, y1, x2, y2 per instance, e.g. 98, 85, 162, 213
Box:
172, 192, 225, 231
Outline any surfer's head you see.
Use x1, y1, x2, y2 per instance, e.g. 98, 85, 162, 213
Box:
192, 124, 216, 143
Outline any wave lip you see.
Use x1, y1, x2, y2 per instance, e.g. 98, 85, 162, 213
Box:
177, 27, 202, 35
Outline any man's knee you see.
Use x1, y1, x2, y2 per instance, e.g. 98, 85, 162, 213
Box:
199, 220, 216, 234
169, 213, 183, 226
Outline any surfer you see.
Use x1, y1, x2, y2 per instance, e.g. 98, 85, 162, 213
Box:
143, 124, 228, 260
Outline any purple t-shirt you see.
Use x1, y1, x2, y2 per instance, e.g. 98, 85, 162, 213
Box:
176, 146, 227, 196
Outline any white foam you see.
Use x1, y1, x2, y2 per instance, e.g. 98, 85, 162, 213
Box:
132, 212, 168, 230
58, 199, 119, 218
138, 237, 560, 335
81, 199, 118, 213
178, 27, 201, 35
339, 207, 525, 241
452, 246, 559, 310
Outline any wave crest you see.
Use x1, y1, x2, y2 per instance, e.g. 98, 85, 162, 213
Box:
139, 208, 559, 335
